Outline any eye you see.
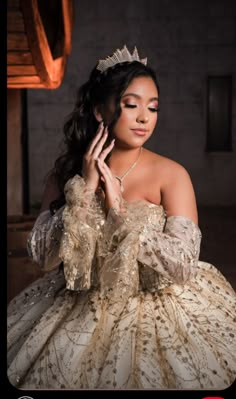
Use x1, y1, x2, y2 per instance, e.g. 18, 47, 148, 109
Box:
124, 104, 137, 108
148, 106, 160, 113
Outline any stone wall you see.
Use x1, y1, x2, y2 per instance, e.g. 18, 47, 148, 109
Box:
7, 89, 23, 214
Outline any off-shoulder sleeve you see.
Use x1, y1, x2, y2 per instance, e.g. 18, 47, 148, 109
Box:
59, 175, 105, 291
27, 206, 64, 271
137, 216, 202, 284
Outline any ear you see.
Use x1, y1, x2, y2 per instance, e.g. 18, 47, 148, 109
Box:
93, 105, 103, 123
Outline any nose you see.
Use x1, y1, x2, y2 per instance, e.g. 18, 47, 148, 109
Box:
136, 111, 149, 124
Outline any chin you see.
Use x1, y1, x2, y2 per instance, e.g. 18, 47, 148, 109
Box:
120, 137, 147, 147
131, 137, 148, 146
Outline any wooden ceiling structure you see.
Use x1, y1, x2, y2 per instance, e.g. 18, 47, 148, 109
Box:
7, 0, 74, 89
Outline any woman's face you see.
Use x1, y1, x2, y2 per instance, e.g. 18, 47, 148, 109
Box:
103, 76, 159, 149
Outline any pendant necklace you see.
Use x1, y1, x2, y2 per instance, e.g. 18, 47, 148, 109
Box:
114, 147, 143, 192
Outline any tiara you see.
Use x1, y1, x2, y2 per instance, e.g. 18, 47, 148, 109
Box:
96, 45, 147, 73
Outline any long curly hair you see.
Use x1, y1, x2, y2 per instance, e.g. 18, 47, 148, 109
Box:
49, 60, 159, 213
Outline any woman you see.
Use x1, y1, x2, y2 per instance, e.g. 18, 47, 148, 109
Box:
7, 46, 236, 390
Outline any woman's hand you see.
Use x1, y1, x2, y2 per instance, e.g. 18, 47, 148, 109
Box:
97, 157, 122, 212
82, 122, 114, 192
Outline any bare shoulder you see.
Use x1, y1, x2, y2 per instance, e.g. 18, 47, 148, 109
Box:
159, 155, 191, 184
143, 148, 188, 179
143, 149, 198, 224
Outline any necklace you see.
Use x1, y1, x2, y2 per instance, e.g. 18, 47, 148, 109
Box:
114, 147, 143, 192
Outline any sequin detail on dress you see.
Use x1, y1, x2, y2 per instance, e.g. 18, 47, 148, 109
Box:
7, 175, 236, 390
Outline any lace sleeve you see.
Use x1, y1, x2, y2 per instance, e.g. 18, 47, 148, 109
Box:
27, 206, 64, 271
137, 216, 202, 284
59, 175, 104, 291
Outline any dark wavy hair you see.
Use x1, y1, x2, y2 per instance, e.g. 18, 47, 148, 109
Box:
49, 60, 159, 213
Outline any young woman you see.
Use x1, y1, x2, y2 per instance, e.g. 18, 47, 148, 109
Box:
7, 46, 236, 390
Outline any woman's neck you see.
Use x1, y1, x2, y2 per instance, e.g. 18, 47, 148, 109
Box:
107, 146, 142, 177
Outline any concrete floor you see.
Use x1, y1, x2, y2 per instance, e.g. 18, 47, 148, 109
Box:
198, 207, 236, 291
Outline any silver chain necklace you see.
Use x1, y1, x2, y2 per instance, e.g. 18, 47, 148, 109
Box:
114, 147, 143, 192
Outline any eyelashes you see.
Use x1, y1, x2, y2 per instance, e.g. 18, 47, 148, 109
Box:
124, 104, 160, 113
124, 104, 136, 108
149, 107, 160, 113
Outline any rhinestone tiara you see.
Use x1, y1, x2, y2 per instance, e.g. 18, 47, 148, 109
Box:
96, 45, 147, 73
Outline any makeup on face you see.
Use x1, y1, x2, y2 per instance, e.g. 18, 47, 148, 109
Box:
100, 77, 159, 148
121, 93, 159, 114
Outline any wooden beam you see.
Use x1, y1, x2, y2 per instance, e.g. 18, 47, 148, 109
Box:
62, 0, 74, 54
8, 65, 37, 76
7, 11, 25, 32
8, 82, 46, 88
7, 0, 74, 88
8, 75, 41, 84
7, 33, 29, 51
21, 0, 58, 86
7, 51, 33, 65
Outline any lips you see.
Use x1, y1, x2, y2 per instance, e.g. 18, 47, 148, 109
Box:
131, 129, 147, 136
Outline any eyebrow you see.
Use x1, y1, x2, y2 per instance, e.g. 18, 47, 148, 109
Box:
121, 93, 159, 101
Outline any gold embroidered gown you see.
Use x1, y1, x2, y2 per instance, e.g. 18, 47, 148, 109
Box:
7, 175, 236, 390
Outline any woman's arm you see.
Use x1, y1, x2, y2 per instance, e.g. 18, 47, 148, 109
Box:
137, 163, 201, 285
59, 174, 106, 291
161, 162, 198, 225
27, 173, 65, 271
138, 215, 201, 284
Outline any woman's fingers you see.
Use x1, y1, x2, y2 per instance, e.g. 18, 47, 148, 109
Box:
87, 121, 104, 155
93, 127, 108, 159
86, 123, 113, 162
97, 158, 113, 181
97, 159, 122, 211
99, 139, 115, 162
